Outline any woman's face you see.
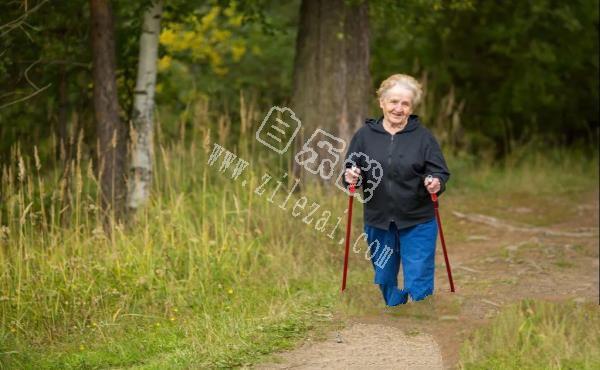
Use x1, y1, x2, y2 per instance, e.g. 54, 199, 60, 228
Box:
379, 86, 414, 127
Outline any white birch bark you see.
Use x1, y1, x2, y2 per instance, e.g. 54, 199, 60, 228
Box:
127, 0, 162, 210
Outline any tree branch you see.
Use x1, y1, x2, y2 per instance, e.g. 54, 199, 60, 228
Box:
0, 0, 50, 38
0, 83, 51, 110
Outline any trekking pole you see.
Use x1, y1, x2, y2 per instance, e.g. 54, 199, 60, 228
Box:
341, 183, 355, 292
427, 176, 455, 293
337, 180, 357, 344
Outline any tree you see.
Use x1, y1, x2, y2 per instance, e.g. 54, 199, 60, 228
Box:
90, 0, 127, 220
290, 0, 370, 183
127, 0, 163, 212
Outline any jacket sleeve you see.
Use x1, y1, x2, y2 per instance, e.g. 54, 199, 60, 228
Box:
341, 130, 364, 189
424, 134, 450, 195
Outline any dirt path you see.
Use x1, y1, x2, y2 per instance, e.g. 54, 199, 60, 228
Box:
256, 323, 443, 369
255, 192, 599, 369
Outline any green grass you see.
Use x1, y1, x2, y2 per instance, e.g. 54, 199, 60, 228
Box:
0, 123, 598, 368
447, 146, 598, 227
459, 300, 600, 369
12, 281, 336, 368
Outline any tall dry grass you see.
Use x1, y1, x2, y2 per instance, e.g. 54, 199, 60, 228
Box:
0, 102, 349, 368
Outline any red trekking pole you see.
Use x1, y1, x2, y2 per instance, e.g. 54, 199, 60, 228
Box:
341, 183, 355, 292
427, 176, 455, 292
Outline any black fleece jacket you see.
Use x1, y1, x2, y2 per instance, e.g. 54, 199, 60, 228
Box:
343, 115, 450, 230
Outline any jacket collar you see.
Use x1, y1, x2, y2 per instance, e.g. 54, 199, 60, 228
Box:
365, 115, 421, 134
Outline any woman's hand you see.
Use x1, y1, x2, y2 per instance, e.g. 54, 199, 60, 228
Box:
424, 176, 441, 194
344, 166, 361, 185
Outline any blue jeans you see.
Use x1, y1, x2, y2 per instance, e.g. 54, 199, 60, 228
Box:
363, 218, 438, 306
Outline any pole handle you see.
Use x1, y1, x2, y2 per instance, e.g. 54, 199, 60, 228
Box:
425, 175, 438, 202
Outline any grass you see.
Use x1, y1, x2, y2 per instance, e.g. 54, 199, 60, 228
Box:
447, 146, 598, 227
459, 300, 600, 369
17, 283, 336, 369
0, 112, 598, 368
0, 130, 350, 368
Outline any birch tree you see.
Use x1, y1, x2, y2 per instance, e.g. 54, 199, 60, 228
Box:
127, 0, 163, 211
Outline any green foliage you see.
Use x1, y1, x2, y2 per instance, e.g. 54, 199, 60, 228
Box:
371, 0, 599, 154
156, 1, 298, 115
0, 0, 159, 161
2, 0, 598, 166
160, 3, 248, 76
0, 0, 91, 160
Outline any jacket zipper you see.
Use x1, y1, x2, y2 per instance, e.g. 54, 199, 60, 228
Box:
387, 134, 394, 224
388, 135, 394, 166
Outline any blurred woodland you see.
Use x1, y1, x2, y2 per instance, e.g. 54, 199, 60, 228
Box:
2, 1, 597, 191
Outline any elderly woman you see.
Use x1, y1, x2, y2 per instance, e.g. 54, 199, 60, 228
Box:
343, 74, 450, 306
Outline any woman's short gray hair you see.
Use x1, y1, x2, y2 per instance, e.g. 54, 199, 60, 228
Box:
376, 74, 423, 106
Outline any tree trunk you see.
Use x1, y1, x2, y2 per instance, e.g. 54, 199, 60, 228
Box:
291, 0, 370, 185
127, 0, 162, 212
90, 0, 127, 220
